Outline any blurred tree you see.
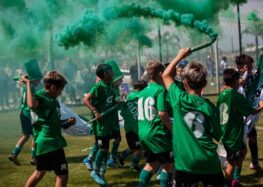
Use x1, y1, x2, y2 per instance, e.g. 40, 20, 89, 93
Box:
243, 12, 263, 60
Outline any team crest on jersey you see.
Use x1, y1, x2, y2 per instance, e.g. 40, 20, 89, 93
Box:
106, 96, 113, 104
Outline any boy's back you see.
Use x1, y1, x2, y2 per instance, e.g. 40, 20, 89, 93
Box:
217, 88, 253, 151
168, 83, 222, 174
138, 82, 171, 154
120, 90, 139, 134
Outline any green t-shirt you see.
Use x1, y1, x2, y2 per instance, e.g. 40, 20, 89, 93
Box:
20, 85, 36, 117
168, 83, 222, 174
112, 87, 120, 131
217, 88, 254, 151
31, 89, 67, 156
138, 82, 172, 154
89, 81, 117, 136
120, 90, 139, 134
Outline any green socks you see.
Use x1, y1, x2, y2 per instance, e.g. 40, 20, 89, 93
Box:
31, 147, 36, 158
160, 172, 173, 187
12, 145, 22, 155
93, 149, 105, 172
138, 169, 153, 187
99, 151, 109, 177
89, 143, 99, 160
233, 166, 242, 182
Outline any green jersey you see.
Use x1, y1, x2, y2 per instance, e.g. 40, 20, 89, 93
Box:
120, 90, 139, 134
168, 83, 222, 174
89, 80, 117, 136
217, 88, 254, 151
20, 85, 36, 117
112, 87, 120, 131
138, 82, 172, 154
31, 89, 67, 156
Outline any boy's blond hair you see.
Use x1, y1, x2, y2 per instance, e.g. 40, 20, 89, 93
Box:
146, 60, 165, 81
44, 71, 67, 89
183, 61, 207, 90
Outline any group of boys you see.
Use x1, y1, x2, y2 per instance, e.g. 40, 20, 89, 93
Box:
83, 49, 263, 187
8, 49, 263, 187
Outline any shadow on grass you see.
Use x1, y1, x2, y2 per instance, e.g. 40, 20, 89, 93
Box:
67, 155, 86, 163
107, 167, 160, 187
242, 171, 263, 186
108, 179, 159, 187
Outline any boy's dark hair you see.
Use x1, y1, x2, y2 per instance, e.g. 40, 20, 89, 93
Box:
146, 60, 165, 80
183, 61, 207, 90
133, 80, 148, 91
223, 68, 240, 86
44, 71, 67, 89
235, 54, 254, 67
96, 64, 112, 79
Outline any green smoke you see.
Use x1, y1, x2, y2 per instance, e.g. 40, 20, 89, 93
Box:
156, 0, 247, 20
58, 4, 217, 49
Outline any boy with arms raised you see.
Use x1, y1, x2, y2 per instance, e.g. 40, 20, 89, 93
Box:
138, 61, 173, 187
83, 64, 117, 186
217, 68, 263, 187
23, 71, 75, 187
162, 48, 225, 187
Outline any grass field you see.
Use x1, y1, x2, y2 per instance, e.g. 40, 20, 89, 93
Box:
0, 103, 263, 187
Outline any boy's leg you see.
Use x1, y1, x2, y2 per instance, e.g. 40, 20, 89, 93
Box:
138, 151, 159, 187
232, 148, 247, 186
248, 128, 261, 171
30, 139, 36, 165
9, 111, 32, 165
91, 136, 109, 186
108, 130, 121, 167
158, 151, 174, 187
24, 170, 46, 187
130, 150, 141, 172
124, 132, 141, 170
9, 134, 30, 165
55, 175, 68, 187
119, 148, 132, 166
139, 163, 157, 187
83, 142, 98, 171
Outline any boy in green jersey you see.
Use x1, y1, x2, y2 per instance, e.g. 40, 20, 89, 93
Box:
217, 68, 263, 187
23, 71, 76, 187
162, 48, 225, 187
138, 61, 173, 187
8, 79, 40, 166
9, 59, 43, 166
119, 80, 148, 172
236, 54, 262, 172
105, 60, 124, 168
83, 64, 117, 186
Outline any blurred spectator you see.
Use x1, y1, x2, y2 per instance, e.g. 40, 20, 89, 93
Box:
130, 62, 144, 83
206, 55, 215, 85
220, 56, 228, 74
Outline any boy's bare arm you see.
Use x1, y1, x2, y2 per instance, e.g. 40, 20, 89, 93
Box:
83, 93, 101, 119
21, 75, 39, 109
162, 48, 191, 90
159, 111, 172, 131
